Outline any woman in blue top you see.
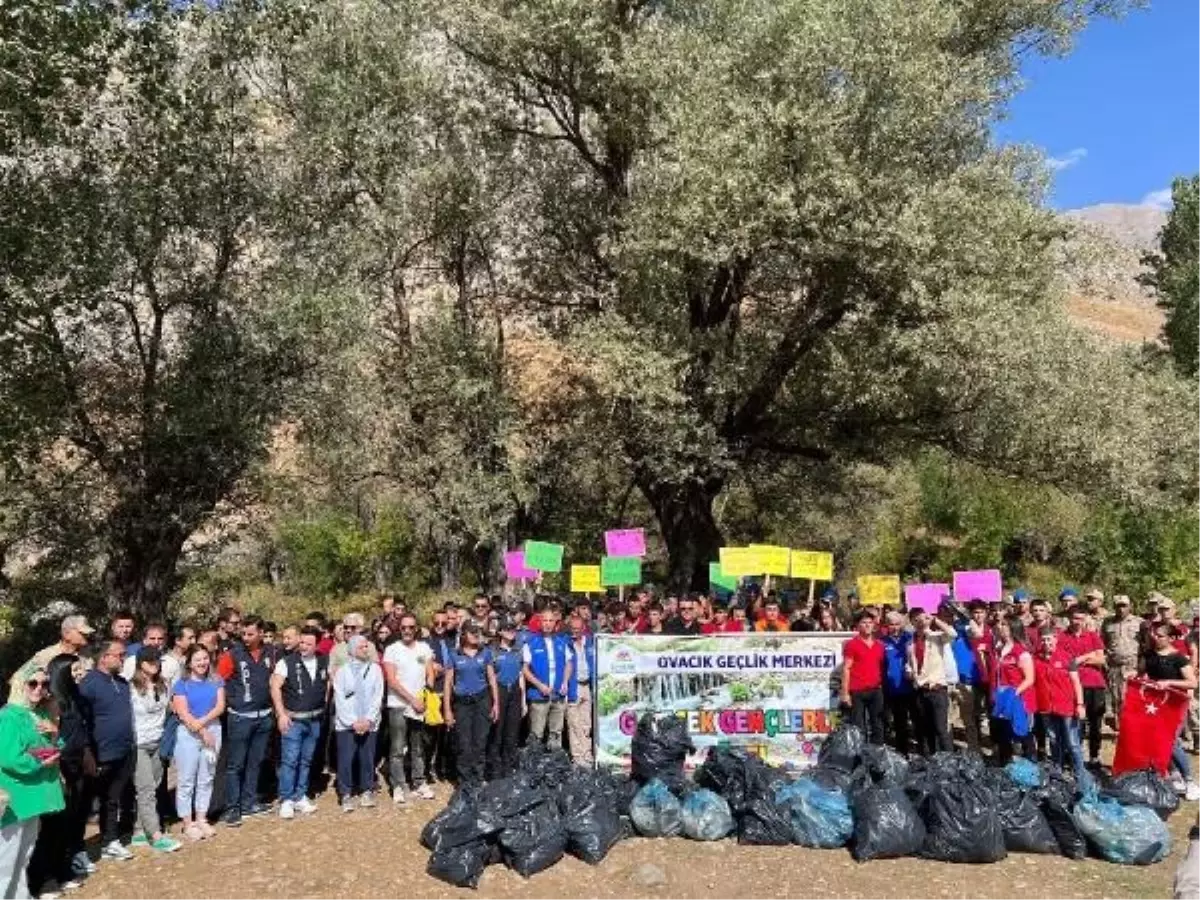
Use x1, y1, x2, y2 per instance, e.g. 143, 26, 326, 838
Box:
171, 645, 225, 842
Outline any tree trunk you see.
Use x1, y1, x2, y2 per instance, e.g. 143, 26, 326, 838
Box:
102, 519, 187, 622
439, 543, 461, 590
637, 473, 725, 594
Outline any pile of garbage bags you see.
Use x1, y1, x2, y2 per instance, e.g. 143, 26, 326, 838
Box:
422, 715, 1178, 888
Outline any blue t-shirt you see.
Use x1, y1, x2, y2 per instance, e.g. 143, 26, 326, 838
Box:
952, 622, 979, 685
881, 633, 912, 695
451, 648, 492, 697
493, 647, 523, 688
79, 670, 134, 763
173, 676, 224, 719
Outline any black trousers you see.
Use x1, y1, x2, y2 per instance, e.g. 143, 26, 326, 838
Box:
915, 687, 953, 755
487, 684, 523, 779
86, 753, 133, 844
849, 688, 886, 745
453, 692, 490, 787
225, 712, 274, 812
991, 717, 1036, 765
28, 763, 86, 890
885, 692, 918, 756
1080, 686, 1106, 761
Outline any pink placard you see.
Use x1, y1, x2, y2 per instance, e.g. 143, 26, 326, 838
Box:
605, 528, 646, 558
904, 583, 951, 613
953, 569, 1003, 603
504, 550, 538, 581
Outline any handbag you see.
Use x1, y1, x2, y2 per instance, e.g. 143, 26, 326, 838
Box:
423, 688, 443, 726
159, 711, 180, 761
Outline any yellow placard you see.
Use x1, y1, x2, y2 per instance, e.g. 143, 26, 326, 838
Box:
790, 550, 834, 581
570, 565, 602, 593
857, 574, 901, 606
749, 545, 791, 577
719, 546, 763, 577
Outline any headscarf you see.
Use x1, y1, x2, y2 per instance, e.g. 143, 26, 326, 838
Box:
14, 666, 50, 710
346, 635, 371, 720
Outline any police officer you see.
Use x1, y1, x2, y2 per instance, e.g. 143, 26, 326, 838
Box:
487, 619, 525, 779
215, 615, 275, 826
443, 623, 499, 787
270, 626, 329, 819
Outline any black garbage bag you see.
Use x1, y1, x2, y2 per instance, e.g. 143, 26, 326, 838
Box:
859, 744, 909, 788
1041, 798, 1087, 860
817, 723, 864, 774
427, 838, 493, 889
809, 764, 853, 793
851, 786, 926, 861
517, 743, 575, 789
926, 749, 987, 783
475, 775, 546, 831
629, 778, 683, 837
920, 779, 1007, 863
562, 796, 624, 864
1032, 762, 1078, 809
1102, 769, 1180, 819
737, 794, 795, 846
498, 799, 569, 877
630, 713, 695, 793
694, 747, 786, 816
981, 768, 1057, 855
421, 787, 491, 852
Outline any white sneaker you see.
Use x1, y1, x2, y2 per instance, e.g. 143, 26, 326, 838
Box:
359, 791, 377, 809
294, 797, 318, 815
415, 784, 435, 801
1186, 782, 1200, 802
100, 841, 133, 862
392, 787, 407, 805
278, 800, 295, 820
1171, 776, 1188, 795
70, 852, 96, 876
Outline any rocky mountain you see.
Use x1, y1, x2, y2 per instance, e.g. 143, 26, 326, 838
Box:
1058, 202, 1167, 343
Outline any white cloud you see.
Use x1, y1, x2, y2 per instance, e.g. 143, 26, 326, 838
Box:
1047, 147, 1088, 172
1141, 187, 1173, 210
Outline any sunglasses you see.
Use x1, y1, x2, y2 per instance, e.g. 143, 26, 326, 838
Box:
27, 679, 48, 689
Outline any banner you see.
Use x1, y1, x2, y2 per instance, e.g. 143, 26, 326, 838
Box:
904, 583, 950, 614
952, 569, 1002, 603
570, 565, 602, 593
790, 550, 834, 581
708, 561, 739, 592
601, 556, 641, 587
523, 540, 564, 573
504, 550, 538, 581
749, 544, 791, 577
719, 546, 762, 577
595, 632, 846, 773
856, 574, 901, 606
604, 528, 646, 558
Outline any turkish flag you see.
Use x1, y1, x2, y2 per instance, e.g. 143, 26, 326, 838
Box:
1112, 677, 1189, 776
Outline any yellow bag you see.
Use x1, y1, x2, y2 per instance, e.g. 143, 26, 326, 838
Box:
423, 688, 443, 726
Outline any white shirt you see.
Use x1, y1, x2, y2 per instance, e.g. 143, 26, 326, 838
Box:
383, 640, 432, 717
522, 636, 558, 689
130, 685, 170, 747
572, 639, 590, 683
273, 654, 317, 682
123, 652, 180, 686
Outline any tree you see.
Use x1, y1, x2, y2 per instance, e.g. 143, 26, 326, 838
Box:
432, 0, 1187, 590
1141, 175, 1199, 377
0, 2, 322, 619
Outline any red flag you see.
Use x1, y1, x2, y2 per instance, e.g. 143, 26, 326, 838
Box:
1112, 678, 1189, 776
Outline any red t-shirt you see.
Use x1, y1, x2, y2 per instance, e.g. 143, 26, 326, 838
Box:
1057, 629, 1105, 689
994, 644, 1036, 713
843, 636, 885, 693
1035, 647, 1078, 716
973, 630, 994, 686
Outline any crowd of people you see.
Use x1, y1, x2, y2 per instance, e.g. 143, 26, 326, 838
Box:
0, 584, 1197, 899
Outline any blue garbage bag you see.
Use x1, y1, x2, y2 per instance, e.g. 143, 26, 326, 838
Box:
776, 778, 854, 848
1073, 795, 1171, 865
1005, 758, 1043, 790
630, 778, 683, 838
680, 788, 734, 841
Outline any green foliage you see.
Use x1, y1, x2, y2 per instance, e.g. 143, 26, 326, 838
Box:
1142, 175, 1199, 377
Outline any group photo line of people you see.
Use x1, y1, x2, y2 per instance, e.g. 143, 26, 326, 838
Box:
1, 582, 1197, 899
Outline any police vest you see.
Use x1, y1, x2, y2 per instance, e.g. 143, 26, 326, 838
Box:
227, 643, 273, 713
281, 653, 329, 713
525, 635, 576, 703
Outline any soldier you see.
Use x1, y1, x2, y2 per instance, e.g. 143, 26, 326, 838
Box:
1083, 588, 1109, 633
1101, 595, 1142, 729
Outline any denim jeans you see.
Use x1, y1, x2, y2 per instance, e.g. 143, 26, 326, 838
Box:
278, 718, 321, 803
175, 726, 221, 821
1043, 714, 1086, 775
335, 729, 377, 799
225, 712, 274, 812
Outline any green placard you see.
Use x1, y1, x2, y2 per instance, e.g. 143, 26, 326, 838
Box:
709, 561, 739, 592
601, 555, 642, 587
523, 540, 564, 573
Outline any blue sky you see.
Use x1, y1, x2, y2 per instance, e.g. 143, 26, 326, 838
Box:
994, 1, 1199, 211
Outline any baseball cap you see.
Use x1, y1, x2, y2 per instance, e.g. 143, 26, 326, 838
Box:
135, 646, 161, 665
461, 621, 482, 636
1059, 586, 1079, 600
1114, 595, 1131, 607
1012, 588, 1029, 603
497, 617, 517, 632
1085, 588, 1104, 602
62, 615, 95, 635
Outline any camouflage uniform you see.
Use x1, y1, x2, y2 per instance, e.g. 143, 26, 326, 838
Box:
1102, 613, 1143, 725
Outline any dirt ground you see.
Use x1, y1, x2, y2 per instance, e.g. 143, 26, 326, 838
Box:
72, 781, 1195, 900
